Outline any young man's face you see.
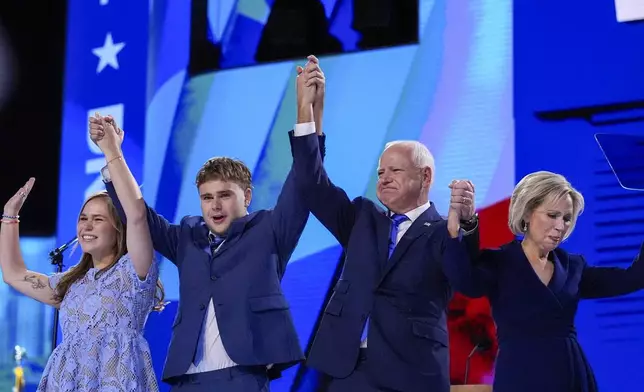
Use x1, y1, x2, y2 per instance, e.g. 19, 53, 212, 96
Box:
198, 179, 251, 235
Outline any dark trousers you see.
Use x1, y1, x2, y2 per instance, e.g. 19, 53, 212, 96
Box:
168, 366, 270, 392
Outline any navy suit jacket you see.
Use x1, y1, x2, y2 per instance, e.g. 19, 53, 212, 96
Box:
290, 132, 480, 392
105, 134, 326, 382
442, 239, 644, 392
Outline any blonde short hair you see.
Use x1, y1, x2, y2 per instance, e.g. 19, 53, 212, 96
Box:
508, 171, 585, 239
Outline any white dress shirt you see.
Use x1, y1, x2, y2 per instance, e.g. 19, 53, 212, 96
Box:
186, 239, 238, 374
293, 122, 477, 349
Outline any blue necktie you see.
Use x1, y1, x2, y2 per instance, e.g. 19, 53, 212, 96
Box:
210, 235, 225, 254
361, 213, 410, 343
193, 235, 226, 365
388, 213, 410, 258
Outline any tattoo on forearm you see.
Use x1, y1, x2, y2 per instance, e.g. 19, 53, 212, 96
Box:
24, 274, 46, 290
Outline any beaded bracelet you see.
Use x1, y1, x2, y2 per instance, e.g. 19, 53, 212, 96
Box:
2, 214, 19, 220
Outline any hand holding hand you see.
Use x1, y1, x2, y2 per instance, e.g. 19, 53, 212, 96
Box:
304, 55, 325, 110
3, 178, 35, 217
447, 180, 476, 237
296, 56, 325, 106
296, 67, 315, 108
89, 112, 124, 157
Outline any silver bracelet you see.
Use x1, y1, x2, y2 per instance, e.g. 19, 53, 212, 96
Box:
2, 214, 19, 220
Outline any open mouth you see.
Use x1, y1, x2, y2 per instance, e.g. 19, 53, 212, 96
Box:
81, 234, 98, 242
211, 215, 226, 225
548, 236, 560, 242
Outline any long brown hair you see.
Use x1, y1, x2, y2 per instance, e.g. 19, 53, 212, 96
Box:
53, 191, 166, 311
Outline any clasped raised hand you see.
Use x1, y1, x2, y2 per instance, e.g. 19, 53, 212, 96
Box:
296, 55, 325, 108
88, 112, 124, 157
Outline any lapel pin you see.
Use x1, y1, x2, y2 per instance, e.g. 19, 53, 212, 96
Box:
424, 222, 431, 227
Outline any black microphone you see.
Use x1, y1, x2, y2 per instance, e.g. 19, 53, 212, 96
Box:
49, 235, 78, 353
463, 336, 492, 385
49, 236, 78, 258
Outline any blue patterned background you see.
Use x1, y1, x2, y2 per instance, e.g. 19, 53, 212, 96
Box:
4, 0, 642, 391
53, 0, 515, 390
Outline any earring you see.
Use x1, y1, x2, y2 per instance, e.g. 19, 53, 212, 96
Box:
522, 220, 528, 232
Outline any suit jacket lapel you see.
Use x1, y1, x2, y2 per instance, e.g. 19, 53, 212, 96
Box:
379, 204, 443, 284
211, 211, 261, 275
511, 241, 566, 309
549, 248, 569, 298
374, 209, 392, 267
192, 222, 212, 268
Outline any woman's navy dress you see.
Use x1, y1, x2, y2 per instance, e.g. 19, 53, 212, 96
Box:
443, 238, 644, 392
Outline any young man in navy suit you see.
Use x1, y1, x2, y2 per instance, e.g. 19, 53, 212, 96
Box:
291, 56, 481, 392
90, 79, 326, 391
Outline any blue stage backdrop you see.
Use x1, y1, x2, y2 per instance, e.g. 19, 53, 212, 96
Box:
56, 0, 516, 390
514, 1, 644, 391
0, 237, 57, 391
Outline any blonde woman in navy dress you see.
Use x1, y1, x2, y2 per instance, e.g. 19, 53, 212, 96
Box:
0, 114, 164, 391
442, 171, 644, 392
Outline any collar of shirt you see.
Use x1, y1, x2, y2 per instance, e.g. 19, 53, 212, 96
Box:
206, 212, 250, 243
390, 202, 431, 224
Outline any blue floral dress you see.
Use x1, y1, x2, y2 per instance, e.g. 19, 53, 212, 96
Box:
38, 254, 159, 391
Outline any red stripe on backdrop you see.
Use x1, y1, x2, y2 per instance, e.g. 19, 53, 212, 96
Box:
448, 198, 514, 385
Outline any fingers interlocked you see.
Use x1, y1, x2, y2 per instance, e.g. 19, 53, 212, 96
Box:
301, 56, 325, 89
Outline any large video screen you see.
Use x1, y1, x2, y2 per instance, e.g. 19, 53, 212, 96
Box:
57, 0, 513, 390
188, 0, 418, 73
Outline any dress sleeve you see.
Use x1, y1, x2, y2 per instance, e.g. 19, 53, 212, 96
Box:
48, 272, 64, 291
121, 253, 159, 293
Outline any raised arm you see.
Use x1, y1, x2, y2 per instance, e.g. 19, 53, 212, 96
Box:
271, 132, 326, 271
271, 57, 329, 269
103, 179, 181, 264
1, 178, 59, 307
89, 114, 153, 278
442, 234, 497, 298
95, 127, 182, 265
289, 56, 357, 247
442, 181, 493, 297
579, 242, 644, 299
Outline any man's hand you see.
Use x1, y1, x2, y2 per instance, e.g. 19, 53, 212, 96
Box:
305, 55, 325, 111
296, 55, 325, 127
296, 64, 315, 125
304, 55, 325, 135
89, 112, 124, 159
447, 180, 476, 238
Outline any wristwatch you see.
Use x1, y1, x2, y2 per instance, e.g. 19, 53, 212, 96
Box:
460, 213, 479, 231
100, 165, 111, 183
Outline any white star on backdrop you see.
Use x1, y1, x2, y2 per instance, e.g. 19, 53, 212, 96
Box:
99, 0, 109, 5
92, 33, 125, 74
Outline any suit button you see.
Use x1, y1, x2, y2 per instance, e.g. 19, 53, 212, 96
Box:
211, 276, 217, 281
199, 303, 206, 310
